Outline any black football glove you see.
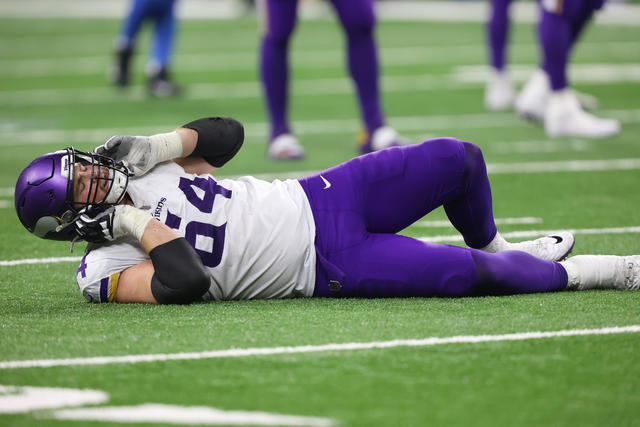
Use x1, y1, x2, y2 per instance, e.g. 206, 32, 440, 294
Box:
74, 207, 116, 243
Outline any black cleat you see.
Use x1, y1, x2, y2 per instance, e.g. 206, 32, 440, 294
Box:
112, 46, 133, 88
147, 67, 181, 98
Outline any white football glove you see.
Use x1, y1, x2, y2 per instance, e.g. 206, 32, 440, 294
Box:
95, 131, 182, 176
74, 205, 153, 243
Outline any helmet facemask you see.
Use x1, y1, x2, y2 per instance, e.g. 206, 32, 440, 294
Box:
69, 148, 130, 213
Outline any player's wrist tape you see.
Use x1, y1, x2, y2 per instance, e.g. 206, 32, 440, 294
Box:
149, 130, 183, 163
113, 205, 153, 241
149, 237, 210, 304
182, 117, 244, 167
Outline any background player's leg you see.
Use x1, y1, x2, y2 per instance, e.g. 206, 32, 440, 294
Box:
539, 7, 571, 92
260, 0, 298, 141
113, 0, 152, 87
539, 0, 619, 138
147, 0, 180, 97
120, 0, 151, 49
329, 0, 384, 137
323, 234, 567, 298
487, 0, 512, 73
150, 0, 176, 73
485, 0, 515, 110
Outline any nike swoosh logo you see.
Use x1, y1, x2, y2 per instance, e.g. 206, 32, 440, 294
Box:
551, 235, 563, 244
320, 175, 331, 190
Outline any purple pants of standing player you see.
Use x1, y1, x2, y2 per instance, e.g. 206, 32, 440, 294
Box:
487, 0, 513, 71
260, 0, 384, 140
299, 139, 568, 298
538, 0, 604, 90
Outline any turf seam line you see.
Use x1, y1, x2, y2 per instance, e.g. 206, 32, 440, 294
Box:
1, 325, 638, 370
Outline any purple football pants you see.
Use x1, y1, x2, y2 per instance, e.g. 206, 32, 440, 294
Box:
299, 139, 568, 298
487, 0, 513, 71
538, 0, 604, 90
260, 0, 384, 140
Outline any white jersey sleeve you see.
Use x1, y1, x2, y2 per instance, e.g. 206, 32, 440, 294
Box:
75, 238, 148, 303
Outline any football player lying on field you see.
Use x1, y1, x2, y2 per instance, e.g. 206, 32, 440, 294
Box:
14, 117, 640, 304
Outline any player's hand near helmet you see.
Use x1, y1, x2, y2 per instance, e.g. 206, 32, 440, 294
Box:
95, 131, 183, 177
74, 205, 153, 243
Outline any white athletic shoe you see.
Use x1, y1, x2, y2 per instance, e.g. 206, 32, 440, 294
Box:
544, 89, 620, 139
484, 69, 515, 111
360, 126, 408, 153
482, 231, 575, 261
515, 70, 599, 122
267, 133, 305, 160
562, 255, 640, 291
515, 69, 549, 122
371, 126, 408, 151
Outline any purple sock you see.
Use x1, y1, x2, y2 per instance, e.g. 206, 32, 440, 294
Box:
260, 0, 298, 140
487, 0, 513, 70
471, 250, 568, 294
331, 0, 384, 133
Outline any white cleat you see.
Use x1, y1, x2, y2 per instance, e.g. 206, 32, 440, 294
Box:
360, 126, 409, 153
515, 69, 549, 122
515, 69, 599, 122
544, 89, 620, 139
267, 133, 305, 160
371, 126, 408, 151
562, 255, 640, 291
484, 69, 515, 111
508, 231, 575, 261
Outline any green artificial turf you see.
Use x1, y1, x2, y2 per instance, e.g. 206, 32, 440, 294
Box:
0, 12, 638, 427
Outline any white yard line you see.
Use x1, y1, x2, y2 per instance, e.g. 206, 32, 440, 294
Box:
419, 226, 640, 243
491, 139, 591, 154
415, 217, 543, 228
453, 64, 640, 84
1, 64, 639, 107
0, 256, 82, 267
1, 43, 636, 77
0, 325, 637, 370
3, 109, 639, 146
52, 404, 335, 427
0, 385, 108, 414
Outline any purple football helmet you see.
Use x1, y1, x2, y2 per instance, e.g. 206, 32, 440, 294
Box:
14, 148, 130, 241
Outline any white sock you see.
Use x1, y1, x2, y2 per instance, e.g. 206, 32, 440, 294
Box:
479, 232, 510, 253
559, 258, 580, 290
560, 255, 619, 291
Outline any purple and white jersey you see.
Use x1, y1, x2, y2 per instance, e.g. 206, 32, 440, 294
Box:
75, 161, 316, 302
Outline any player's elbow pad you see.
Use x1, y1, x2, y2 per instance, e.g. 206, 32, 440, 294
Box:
149, 238, 210, 304
183, 117, 244, 167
